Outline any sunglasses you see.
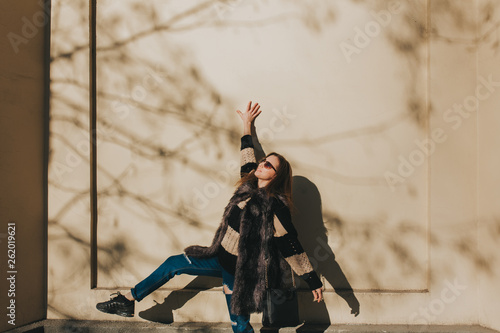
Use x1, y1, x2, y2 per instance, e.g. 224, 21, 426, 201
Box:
259, 159, 277, 172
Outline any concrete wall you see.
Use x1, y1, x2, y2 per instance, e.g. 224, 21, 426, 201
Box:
0, 0, 50, 331
46, 0, 500, 330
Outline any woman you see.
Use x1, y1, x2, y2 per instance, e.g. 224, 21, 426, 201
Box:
96, 101, 324, 332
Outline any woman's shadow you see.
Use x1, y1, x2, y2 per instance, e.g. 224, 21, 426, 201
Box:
291, 175, 360, 331
255, 138, 359, 329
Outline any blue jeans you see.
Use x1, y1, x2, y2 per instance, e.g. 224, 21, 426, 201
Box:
131, 253, 254, 333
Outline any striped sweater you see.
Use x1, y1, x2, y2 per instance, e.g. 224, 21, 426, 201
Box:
217, 135, 322, 290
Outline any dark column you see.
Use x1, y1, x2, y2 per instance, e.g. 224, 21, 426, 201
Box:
0, 0, 50, 331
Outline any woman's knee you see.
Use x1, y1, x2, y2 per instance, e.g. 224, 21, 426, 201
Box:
156, 254, 191, 276
164, 253, 190, 266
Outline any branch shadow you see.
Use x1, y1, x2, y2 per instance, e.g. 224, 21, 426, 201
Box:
47, 0, 500, 321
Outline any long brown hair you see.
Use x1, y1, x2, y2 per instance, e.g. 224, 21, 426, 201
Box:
237, 152, 293, 208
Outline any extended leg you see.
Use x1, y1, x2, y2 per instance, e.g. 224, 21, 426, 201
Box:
131, 253, 222, 302
97, 253, 222, 317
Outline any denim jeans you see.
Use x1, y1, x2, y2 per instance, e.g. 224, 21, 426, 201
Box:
131, 253, 254, 333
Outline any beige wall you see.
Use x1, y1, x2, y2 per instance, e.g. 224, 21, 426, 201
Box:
47, 0, 500, 330
477, 0, 500, 330
0, 0, 50, 331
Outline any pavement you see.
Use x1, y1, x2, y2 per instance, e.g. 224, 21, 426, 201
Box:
4, 321, 500, 333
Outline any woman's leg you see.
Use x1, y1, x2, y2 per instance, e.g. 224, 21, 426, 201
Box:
221, 268, 254, 333
97, 253, 222, 317
131, 253, 222, 302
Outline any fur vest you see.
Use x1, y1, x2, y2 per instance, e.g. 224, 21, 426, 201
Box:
184, 180, 291, 315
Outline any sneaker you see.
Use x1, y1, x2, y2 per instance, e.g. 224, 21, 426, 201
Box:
96, 292, 135, 317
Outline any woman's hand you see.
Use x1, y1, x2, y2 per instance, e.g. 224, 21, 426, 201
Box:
312, 287, 324, 303
236, 101, 261, 135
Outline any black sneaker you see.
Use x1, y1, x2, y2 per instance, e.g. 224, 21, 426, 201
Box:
96, 292, 135, 317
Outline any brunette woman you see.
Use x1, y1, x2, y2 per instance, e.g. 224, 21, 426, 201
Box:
96, 101, 323, 333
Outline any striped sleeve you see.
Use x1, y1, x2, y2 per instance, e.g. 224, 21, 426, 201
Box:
272, 199, 323, 290
240, 135, 257, 177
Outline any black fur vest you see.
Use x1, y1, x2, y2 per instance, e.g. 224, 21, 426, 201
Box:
184, 180, 291, 315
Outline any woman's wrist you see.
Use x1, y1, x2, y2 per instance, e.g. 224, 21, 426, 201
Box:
243, 122, 253, 136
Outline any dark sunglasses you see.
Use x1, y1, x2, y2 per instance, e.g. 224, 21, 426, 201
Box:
259, 159, 277, 172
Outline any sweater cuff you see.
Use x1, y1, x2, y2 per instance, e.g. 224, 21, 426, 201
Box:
301, 271, 323, 290
241, 135, 254, 149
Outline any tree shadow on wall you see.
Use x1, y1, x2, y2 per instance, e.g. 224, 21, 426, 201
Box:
292, 176, 360, 329
138, 276, 222, 324
47, 0, 500, 321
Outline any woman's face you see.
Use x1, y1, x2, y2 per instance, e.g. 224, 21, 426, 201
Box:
255, 155, 280, 181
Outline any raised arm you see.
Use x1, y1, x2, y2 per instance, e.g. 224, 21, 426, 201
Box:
236, 101, 261, 177
237, 101, 266, 161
